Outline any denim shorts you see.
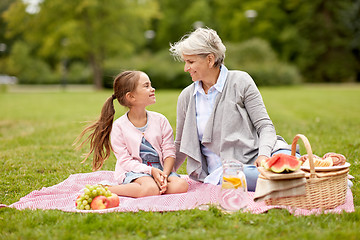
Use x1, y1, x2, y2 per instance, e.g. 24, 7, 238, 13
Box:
272, 149, 301, 157
122, 159, 180, 184
123, 171, 180, 184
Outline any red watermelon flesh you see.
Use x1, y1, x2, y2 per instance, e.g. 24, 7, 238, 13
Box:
264, 154, 280, 169
264, 153, 301, 173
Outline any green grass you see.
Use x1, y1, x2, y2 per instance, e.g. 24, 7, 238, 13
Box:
1, 85, 360, 239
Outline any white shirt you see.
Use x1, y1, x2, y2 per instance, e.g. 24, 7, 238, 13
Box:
194, 65, 228, 184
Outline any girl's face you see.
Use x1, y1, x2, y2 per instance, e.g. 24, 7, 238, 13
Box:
183, 54, 212, 82
131, 72, 156, 107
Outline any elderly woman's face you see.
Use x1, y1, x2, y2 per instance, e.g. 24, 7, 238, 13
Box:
183, 54, 211, 82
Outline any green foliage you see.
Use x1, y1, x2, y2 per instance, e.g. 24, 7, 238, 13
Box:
104, 50, 190, 89
2, 0, 160, 88
141, 50, 191, 89
226, 39, 302, 86
67, 62, 92, 84
226, 39, 277, 64
104, 39, 301, 88
0, 86, 360, 239
211, 0, 359, 82
0, 0, 13, 55
292, 0, 358, 82
1, 0, 359, 86
247, 63, 301, 86
153, 0, 214, 51
7, 41, 59, 84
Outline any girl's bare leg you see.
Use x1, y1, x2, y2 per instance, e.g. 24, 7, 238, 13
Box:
164, 176, 189, 194
108, 176, 160, 198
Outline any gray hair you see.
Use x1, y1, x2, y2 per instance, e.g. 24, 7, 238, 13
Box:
169, 27, 226, 67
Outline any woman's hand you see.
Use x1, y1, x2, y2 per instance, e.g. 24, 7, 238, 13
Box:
151, 167, 167, 194
254, 155, 269, 167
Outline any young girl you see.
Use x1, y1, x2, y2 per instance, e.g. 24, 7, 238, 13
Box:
75, 70, 189, 197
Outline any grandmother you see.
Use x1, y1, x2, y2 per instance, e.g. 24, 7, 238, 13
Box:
169, 27, 294, 191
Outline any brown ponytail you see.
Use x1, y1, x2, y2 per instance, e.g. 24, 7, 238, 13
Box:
74, 96, 116, 171
74, 70, 141, 171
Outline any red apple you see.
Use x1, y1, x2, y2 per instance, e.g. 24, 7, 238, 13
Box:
90, 196, 108, 210
90, 194, 120, 210
75, 195, 81, 207
106, 193, 120, 208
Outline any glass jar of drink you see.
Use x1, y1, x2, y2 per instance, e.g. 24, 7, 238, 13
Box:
219, 160, 249, 212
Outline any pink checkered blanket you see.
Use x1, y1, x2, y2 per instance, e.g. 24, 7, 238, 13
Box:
2, 171, 354, 216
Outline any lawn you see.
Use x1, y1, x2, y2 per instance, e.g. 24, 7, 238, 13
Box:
1, 84, 360, 239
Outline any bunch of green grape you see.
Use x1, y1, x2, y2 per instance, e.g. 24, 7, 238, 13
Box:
75, 184, 112, 210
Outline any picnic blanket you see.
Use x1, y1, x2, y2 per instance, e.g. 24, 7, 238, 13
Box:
2, 171, 354, 216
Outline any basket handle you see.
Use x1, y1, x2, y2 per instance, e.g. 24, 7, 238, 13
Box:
291, 134, 316, 178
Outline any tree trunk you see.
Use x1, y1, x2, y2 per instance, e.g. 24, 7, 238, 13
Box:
89, 54, 103, 90
353, 49, 360, 82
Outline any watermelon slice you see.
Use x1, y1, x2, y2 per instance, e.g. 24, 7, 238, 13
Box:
262, 154, 280, 169
262, 153, 301, 173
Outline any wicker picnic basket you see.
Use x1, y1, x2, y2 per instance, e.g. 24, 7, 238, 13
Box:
265, 134, 349, 210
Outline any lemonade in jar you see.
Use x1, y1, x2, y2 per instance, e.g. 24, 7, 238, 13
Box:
219, 160, 249, 211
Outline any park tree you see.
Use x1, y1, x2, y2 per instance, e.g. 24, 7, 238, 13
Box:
209, 0, 360, 82
290, 0, 359, 82
0, 0, 13, 47
0, 0, 16, 73
346, 0, 360, 81
152, 0, 214, 51
3, 0, 159, 88
2, 0, 359, 85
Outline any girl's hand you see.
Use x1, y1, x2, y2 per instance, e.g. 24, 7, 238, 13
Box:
254, 155, 268, 167
151, 168, 167, 194
160, 177, 168, 194
160, 156, 174, 194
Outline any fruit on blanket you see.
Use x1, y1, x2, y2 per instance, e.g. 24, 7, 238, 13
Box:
75, 184, 117, 210
261, 158, 270, 169
91, 196, 108, 210
90, 193, 120, 210
75, 195, 81, 207
107, 193, 120, 208
262, 153, 301, 173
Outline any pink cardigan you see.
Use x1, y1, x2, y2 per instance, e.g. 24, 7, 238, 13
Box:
110, 110, 176, 183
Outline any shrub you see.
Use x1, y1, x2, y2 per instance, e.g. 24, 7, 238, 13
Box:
104, 38, 302, 89
67, 62, 92, 84
140, 50, 190, 89
7, 41, 59, 84
225, 38, 302, 86
104, 50, 190, 89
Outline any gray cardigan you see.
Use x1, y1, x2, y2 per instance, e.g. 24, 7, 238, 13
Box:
174, 70, 290, 182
